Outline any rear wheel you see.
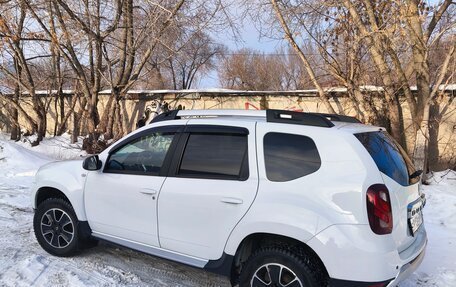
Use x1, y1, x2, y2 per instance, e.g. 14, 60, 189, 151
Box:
239, 247, 324, 287
33, 198, 81, 256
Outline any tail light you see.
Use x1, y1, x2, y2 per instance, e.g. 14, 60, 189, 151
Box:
366, 184, 393, 234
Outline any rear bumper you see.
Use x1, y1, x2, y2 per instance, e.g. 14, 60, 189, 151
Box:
307, 224, 427, 284
329, 244, 426, 287
386, 240, 427, 286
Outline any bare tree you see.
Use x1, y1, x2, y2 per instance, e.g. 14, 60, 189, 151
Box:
0, 0, 48, 144
163, 31, 222, 89
218, 48, 310, 91
1, 0, 234, 151
340, 0, 455, 173
219, 48, 275, 90
270, 0, 336, 114
249, 0, 455, 173
24, 0, 124, 146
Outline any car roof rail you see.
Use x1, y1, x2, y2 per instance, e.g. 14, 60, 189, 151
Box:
150, 110, 180, 123
307, 112, 361, 123
178, 109, 266, 118
149, 109, 360, 127
150, 109, 265, 123
266, 109, 334, 128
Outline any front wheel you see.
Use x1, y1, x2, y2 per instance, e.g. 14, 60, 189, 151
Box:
33, 198, 81, 256
239, 247, 325, 287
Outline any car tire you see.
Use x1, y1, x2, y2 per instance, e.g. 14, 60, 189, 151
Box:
239, 247, 324, 287
33, 198, 81, 257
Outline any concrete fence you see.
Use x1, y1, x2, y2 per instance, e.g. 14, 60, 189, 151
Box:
1, 87, 455, 170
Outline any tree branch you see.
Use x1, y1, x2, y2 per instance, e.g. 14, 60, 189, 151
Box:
426, 0, 453, 41
270, 0, 336, 114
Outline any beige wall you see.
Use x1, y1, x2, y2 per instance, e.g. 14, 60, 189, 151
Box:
1, 93, 455, 170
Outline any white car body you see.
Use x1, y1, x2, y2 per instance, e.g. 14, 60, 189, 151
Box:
32, 109, 427, 287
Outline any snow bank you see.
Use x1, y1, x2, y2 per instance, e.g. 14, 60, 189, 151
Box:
0, 133, 86, 160
0, 140, 50, 169
0, 137, 51, 211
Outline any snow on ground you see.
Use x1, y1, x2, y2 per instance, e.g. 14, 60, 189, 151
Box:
0, 136, 229, 287
0, 133, 87, 160
0, 134, 455, 286
401, 170, 456, 286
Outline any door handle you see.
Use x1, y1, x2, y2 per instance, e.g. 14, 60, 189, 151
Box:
140, 188, 158, 195
220, 197, 243, 205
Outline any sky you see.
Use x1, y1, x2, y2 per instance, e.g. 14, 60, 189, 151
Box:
198, 4, 284, 88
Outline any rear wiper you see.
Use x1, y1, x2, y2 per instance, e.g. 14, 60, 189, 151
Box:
409, 170, 423, 179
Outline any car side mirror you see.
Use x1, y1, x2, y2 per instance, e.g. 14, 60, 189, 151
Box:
82, 155, 102, 171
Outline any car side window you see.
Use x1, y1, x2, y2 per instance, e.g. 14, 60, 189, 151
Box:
264, 132, 321, 182
105, 131, 175, 175
177, 133, 249, 180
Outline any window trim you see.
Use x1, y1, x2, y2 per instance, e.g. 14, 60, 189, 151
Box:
103, 125, 183, 176
184, 125, 249, 135
168, 126, 250, 181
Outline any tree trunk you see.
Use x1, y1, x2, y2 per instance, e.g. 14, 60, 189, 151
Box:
10, 85, 20, 141
113, 100, 123, 140
387, 94, 407, 149
71, 100, 86, 143
71, 111, 80, 144
259, 95, 269, 110
121, 99, 133, 135
346, 86, 365, 122
428, 100, 441, 171
413, 102, 431, 173
32, 99, 47, 145
58, 92, 65, 134
104, 93, 119, 140
98, 94, 115, 132
53, 92, 59, 136
57, 95, 76, 136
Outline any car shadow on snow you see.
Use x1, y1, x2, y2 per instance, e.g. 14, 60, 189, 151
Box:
77, 241, 231, 286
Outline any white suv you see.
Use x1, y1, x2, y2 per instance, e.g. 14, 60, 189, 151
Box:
32, 109, 427, 287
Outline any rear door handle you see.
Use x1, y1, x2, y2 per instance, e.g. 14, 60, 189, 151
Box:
220, 197, 243, 205
140, 188, 158, 195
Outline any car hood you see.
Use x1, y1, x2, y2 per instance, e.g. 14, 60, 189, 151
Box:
35, 159, 86, 185
38, 159, 84, 173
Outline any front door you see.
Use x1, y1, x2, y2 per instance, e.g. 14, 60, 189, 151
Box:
84, 126, 180, 246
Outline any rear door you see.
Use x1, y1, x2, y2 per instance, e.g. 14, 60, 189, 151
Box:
157, 120, 258, 260
355, 131, 423, 251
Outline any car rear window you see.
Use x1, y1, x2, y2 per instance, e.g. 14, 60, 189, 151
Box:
264, 132, 321, 182
355, 131, 418, 186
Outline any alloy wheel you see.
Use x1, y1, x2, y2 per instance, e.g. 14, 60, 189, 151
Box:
40, 208, 74, 248
251, 263, 304, 287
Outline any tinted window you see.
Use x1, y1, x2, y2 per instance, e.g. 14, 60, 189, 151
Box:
105, 131, 175, 175
355, 131, 417, 186
264, 133, 321, 182
178, 133, 248, 180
